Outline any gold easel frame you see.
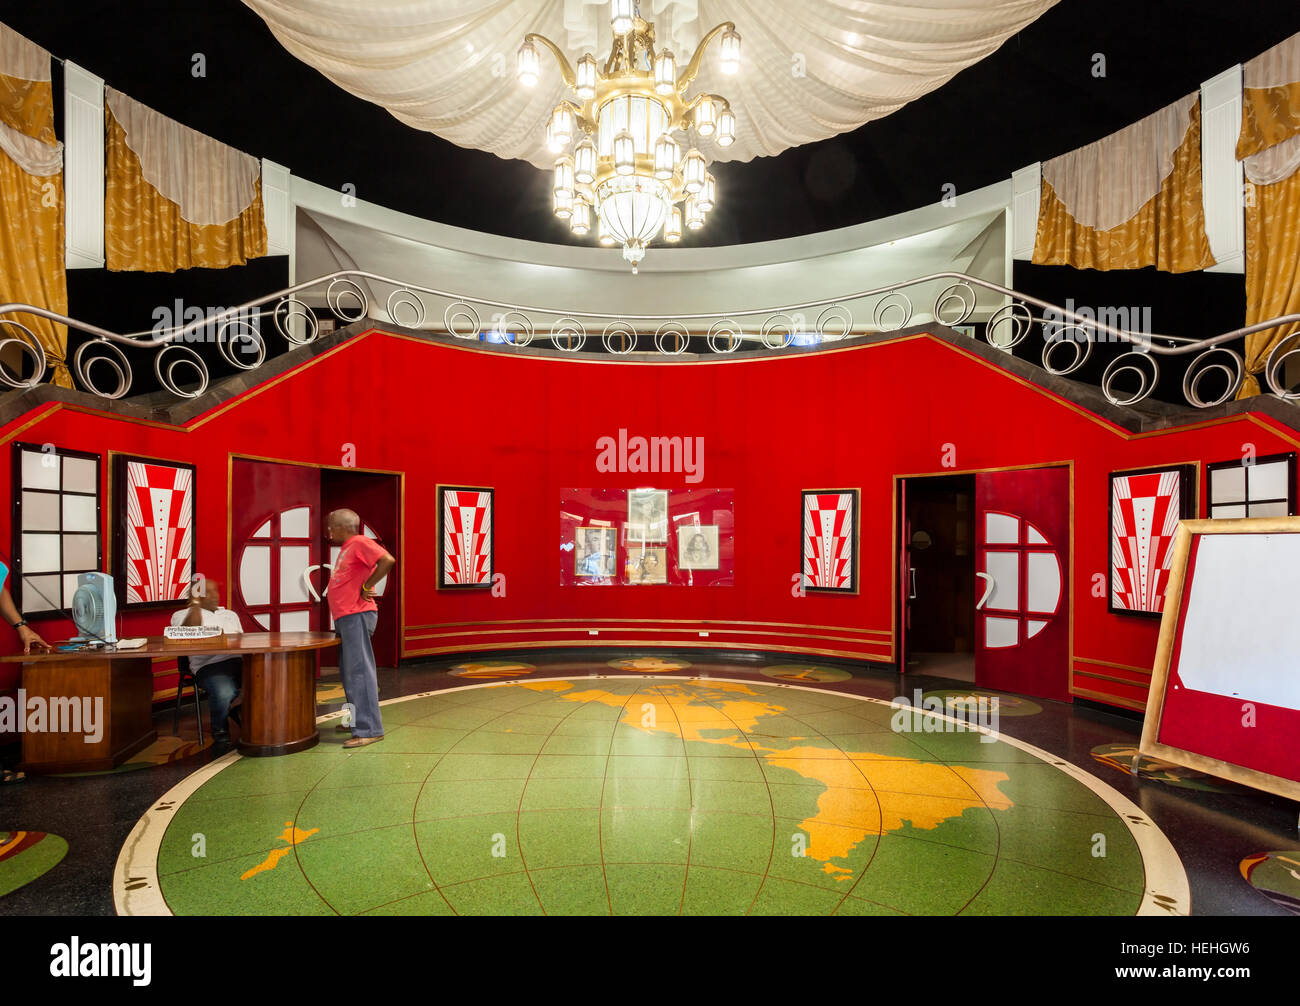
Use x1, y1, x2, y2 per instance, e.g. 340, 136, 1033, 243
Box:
1140, 516, 1300, 801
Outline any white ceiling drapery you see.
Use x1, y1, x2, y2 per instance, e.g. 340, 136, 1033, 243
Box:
241, 0, 1059, 168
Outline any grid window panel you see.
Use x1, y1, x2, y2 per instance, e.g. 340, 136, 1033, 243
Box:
13, 443, 102, 614
21, 450, 60, 490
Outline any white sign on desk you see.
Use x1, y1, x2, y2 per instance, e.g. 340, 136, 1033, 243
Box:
163, 626, 225, 641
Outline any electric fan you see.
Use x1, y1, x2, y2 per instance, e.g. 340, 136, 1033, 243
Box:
70, 572, 117, 644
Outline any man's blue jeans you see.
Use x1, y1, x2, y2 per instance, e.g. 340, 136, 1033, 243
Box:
336, 610, 383, 738
195, 657, 241, 738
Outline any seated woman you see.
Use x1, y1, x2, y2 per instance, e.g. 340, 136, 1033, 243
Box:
171, 579, 244, 745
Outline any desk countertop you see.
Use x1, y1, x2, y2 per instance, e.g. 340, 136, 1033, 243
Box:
0, 631, 340, 662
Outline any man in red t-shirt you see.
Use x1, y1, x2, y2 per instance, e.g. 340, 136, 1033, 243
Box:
326, 509, 396, 749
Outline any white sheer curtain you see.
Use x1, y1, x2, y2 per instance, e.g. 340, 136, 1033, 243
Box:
106, 88, 261, 226
0, 20, 51, 82
241, 0, 1059, 168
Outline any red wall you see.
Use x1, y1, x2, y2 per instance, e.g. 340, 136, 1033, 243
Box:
2, 329, 1297, 711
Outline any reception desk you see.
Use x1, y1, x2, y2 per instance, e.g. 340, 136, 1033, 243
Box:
2, 632, 339, 773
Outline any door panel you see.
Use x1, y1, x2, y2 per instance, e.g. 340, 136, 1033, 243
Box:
321, 470, 401, 668
230, 460, 322, 633
975, 468, 1070, 701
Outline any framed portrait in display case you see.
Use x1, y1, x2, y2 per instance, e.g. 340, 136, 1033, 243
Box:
624, 546, 668, 584
626, 488, 668, 542
575, 526, 617, 577
677, 525, 720, 570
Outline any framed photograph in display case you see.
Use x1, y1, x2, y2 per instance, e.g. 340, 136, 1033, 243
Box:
801, 489, 858, 594
677, 524, 720, 570
438, 485, 494, 589
626, 488, 668, 543
624, 546, 668, 584
1108, 464, 1197, 617
111, 452, 196, 609
575, 526, 617, 578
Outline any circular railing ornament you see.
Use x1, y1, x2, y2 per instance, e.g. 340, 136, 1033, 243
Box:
601, 321, 638, 355
154, 345, 209, 399
1264, 331, 1300, 400
873, 292, 913, 332
443, 302, 481, 340
933, 283, 977, 327
760, 314, 796, 350
549, 317, 587, 352
706, 318, 743, 354
273, 297, 319, 346
73, 339, 133, 400
491, 310, 534, 347
0, 319, 47, 389
1101, 350, 1161, 406
1182, 347, 1243, 409
325, 277, 369, 323
1041, 325, 1094, 376
217, 316, 267, 370
985, 302, 1034, 351
654, 321, 691, 355
816, 305, 853, 342
386, 289, 427, 329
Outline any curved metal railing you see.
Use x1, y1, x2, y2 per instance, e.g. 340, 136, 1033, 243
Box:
1, 270, 1298, 409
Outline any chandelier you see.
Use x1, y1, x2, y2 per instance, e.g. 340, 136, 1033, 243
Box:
517, 0, 741, 272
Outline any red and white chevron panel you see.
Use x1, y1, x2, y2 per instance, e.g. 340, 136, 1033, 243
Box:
1111, 470, 1183, 613
442, 489, 492, 585
803, 492, 856, 590
124, 461, 193, 604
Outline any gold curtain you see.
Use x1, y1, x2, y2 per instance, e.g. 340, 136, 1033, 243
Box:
1237, 65, 1300, 398
1238, 81, 1300, 159
1033, 102, 1215, 273
105, 108, 266, 272
0, 69, 70, 388
1239, 173, 1300, 397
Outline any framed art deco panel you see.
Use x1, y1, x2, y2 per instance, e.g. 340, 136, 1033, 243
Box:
438, 485, 493, 589
1108, 464, 1196, 617
801, 489, 859, 594
111, 453, 196, 608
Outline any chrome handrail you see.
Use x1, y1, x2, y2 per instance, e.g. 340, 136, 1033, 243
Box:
2, 269, 1297, 408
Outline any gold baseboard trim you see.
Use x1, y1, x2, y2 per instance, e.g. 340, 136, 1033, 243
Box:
401, 639, 894, 662
1070, 685, 1146, 711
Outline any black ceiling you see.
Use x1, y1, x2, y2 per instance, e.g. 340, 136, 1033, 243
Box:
6, 1, 1300, 249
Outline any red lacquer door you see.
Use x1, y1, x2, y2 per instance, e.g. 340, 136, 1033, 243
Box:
230, 460, 322, 633
975, 467, 1070, 701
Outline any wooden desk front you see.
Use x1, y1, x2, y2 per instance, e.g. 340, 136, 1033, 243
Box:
2, 632, 339, 773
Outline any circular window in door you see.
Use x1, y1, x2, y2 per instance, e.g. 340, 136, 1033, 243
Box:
237, 505, 317, 631
979, 511, 1062, 649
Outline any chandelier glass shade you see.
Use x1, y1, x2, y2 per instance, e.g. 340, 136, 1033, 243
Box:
517, 1, 740, 271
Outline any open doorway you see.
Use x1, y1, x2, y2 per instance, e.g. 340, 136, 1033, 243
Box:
229, 457, 402, 669
900, 474, 976, 682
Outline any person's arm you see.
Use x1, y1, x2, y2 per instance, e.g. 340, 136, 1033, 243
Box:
0, 587, 52, 654
361, 550, 396, 600
180, 593, 204, 626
